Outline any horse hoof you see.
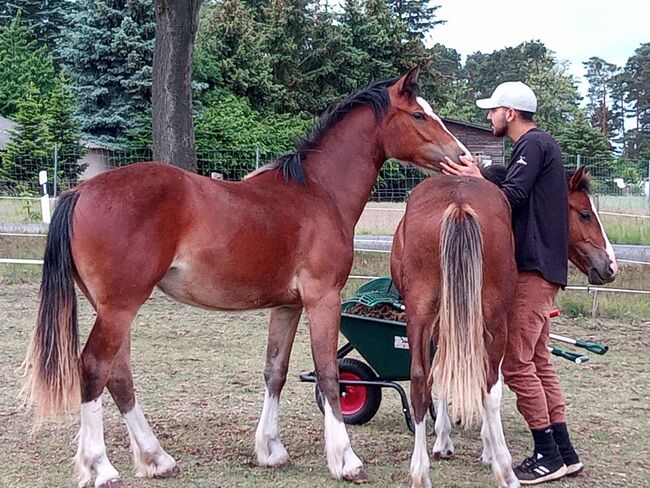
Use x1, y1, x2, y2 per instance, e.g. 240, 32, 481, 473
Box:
343, 467, 369, 484
155, 465, 182, 478
432, 450, 453, 460
98, 479, 126, 488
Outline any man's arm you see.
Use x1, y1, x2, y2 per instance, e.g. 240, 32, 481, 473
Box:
498, 139, 543, 210
440, 156, 484, 178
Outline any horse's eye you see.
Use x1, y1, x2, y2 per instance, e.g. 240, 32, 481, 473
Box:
580, 211, 591, 221
412, 112, 425, 121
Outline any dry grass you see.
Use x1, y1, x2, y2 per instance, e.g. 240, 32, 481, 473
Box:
1, 280, 649, 487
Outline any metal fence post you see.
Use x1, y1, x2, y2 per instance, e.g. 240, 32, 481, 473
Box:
53, 143, 59, 198
576, 154, 581, 169
255, 147, 260, 170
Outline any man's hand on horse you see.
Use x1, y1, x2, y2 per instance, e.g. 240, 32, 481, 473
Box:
440, 155, 484, 178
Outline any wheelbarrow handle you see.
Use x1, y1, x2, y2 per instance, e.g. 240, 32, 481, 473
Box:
549, 333, 609, 355
548, 346, 589, 364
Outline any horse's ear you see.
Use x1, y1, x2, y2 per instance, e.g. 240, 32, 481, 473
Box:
569, 166, 589, 191
396, 66, 420, 100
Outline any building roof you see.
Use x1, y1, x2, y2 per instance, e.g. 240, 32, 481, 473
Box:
441, 117, 492, 132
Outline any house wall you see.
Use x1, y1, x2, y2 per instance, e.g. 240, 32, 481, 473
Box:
445, 122, 504, 165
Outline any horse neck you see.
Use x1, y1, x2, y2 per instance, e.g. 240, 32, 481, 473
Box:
302, 109, 385, 232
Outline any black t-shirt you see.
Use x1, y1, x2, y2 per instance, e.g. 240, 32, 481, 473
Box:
497, 128, 569, 286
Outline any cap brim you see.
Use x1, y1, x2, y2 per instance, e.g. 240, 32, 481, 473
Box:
476, 98, 499, 109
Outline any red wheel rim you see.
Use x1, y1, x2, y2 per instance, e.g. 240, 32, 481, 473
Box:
339, 371, 367, 415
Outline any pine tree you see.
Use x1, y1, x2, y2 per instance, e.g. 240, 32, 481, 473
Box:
583, 56, 619, 138
387, 0, 444, 41
0, 13, 56, 117
556, 111, 612, 160
1, 83, 51, 192
45, 74, 86, 187
0, 0, 72, 50
623, 43, 650, 162
59, 0, 154, 146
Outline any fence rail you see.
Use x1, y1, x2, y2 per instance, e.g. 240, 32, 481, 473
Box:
0, 146, 648, 204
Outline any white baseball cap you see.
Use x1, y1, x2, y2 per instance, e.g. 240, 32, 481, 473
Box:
476, 81, 537, 113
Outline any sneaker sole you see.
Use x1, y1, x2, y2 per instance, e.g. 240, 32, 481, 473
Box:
566, 462, 583, 477
519, 465, 568, 485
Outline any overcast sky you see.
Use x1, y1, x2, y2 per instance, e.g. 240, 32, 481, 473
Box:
428, 0, 648, 96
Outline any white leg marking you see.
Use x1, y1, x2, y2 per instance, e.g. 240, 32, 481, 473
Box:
589, 196, 619, 274
432, 397, 454, 458
74, 398, 120, 487
483, 379, 520, 488
323, 398, 364, 480
123, 401, 177, 478
410, 420, 431, 488
255, 388, 290, 467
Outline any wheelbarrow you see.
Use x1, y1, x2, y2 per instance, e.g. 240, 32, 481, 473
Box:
299, 277, 609, 431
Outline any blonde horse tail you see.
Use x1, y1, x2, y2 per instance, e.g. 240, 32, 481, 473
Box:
20, 190, 82, 426
432, 202, 487, 428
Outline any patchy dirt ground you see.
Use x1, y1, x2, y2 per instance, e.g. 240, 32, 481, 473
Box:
1, 281, 648, 487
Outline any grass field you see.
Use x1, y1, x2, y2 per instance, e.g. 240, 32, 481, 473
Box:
1, 280, 649, 487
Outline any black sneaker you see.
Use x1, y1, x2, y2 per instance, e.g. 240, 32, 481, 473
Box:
514, 453, 568, 485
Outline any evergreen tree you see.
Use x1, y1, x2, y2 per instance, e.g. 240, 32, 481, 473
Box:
388, 0, 443, 41
556, 111, 612, 159
1, 83, 50, 192
0, 13, 56, 117
45, 73, 86, 187
194, 0, 279, 109
59, 0, 154, 146
583, 56, 619, 138
0, 0, 73, 50
623, 43, 650, 162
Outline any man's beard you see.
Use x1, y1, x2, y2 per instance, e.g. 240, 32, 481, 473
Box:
492, 123, 507, 137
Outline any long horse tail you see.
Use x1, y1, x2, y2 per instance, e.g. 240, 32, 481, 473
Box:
20, 189, 82, 426
432, 202, 487, 428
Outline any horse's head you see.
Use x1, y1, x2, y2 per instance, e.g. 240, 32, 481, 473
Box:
382, 66, 472, 171
567, 167, 618, 285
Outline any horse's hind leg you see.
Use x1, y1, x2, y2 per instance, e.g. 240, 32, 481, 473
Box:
407, 310, 434, 488
255, 305, 302, 468
481, 377, 519, 488
304, 290, 366, 482
106, 333, 179, 479
432, 397, 454, 459
75, 306, 139, 488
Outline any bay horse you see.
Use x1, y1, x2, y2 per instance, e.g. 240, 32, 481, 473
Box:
21, 67, 472, 487
390, 166, 617, 488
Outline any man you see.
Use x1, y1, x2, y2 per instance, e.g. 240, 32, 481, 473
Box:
440, 81, 582, 485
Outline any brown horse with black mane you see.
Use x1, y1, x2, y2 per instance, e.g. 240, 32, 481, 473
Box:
21, 68, 471, 487
390, 166, 617, 488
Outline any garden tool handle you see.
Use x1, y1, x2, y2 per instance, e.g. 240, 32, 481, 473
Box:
574, 339, 608, 355
548, 346, 589, 364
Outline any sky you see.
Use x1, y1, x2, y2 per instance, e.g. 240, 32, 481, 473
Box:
427, 0, 648, 97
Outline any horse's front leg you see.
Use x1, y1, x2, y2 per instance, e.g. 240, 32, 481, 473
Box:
407, 311, 435, 488
106, 333, 179, 479
255, 305, 302, 468
304, 290, 367, 483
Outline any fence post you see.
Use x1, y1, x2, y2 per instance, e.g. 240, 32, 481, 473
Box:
255, 147, 260, 170
39, 170, 51, 224
576, 154, 581, 169
53, 143, 59, 198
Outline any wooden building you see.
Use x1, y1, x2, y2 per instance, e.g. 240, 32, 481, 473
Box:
442, 117, 505, 165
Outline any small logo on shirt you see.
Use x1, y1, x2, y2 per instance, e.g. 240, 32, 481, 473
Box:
516, 156, 528, 165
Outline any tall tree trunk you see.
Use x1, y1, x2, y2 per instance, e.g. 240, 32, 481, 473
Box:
152, 0, 202, 172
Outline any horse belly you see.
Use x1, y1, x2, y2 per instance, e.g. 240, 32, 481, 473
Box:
157, 258, 299, 311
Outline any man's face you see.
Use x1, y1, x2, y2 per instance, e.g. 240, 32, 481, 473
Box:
487, 107, 510, 137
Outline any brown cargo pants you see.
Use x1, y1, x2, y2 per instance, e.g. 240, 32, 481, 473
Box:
502, 271, 567, 429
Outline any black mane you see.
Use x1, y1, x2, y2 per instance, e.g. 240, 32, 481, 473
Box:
264, 76, 404, 184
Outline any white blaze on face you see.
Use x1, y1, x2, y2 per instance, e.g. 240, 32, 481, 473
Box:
416, 96, 472, 159
589, 196, 619, 274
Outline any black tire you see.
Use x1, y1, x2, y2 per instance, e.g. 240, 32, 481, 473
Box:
314, 358, 382, 425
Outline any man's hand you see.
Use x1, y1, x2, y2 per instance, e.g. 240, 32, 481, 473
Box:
440, 155, 484, 179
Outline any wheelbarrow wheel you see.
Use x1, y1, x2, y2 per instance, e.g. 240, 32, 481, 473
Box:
315, 358, 382, 425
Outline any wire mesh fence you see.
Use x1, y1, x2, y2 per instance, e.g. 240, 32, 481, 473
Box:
0, 146, 648, 205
